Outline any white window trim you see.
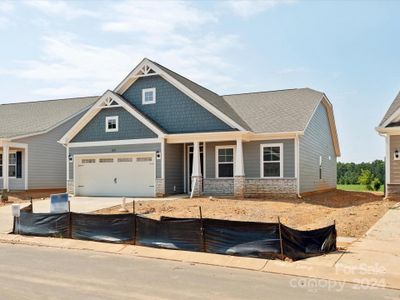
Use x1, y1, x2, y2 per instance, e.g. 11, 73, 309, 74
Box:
260, 143, 284, 179
142, 88, 156, 105
0, 150, 17, 179
105, 116, 119, 133
215, 145, 235, 179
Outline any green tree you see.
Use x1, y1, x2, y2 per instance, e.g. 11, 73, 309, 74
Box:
358, 169, 373, 190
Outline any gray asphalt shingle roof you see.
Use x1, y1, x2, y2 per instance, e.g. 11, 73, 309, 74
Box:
150, 60, 251, 130
151, 60, 324, 133
0, 96, 98, 139
380, 91, 400, 127
223, 88, 324, 133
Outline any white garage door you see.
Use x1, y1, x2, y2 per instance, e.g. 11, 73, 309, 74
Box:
75, 153, 155, 197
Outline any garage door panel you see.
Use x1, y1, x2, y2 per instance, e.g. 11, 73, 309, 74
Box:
75, 153, 155, 197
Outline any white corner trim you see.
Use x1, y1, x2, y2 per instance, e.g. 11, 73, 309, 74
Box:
215, 145, 236, 179
105, 116, 119, 133
142, 88, 156, 105
161, 138, 165, 179
295, 135, 300, 196
68, 138, 162, 148
114, 58, 247, 131
386, 135, 391, 196
260, 143, 284, 179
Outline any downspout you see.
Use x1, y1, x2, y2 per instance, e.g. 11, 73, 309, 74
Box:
295, 133, 301, 198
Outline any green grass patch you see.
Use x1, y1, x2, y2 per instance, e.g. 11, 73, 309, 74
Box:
337, 184, 384, 192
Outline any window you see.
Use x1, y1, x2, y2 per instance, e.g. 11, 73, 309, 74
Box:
216, 146, 235, 178
118, 157, 133, 163
82, 159, 96, 164
319, 156, 322, 180
0, 153, 17, 177
142, 88, 156, 105
261, 144, 283, 178
105, 116, 118, 132
99, 158, 114, 163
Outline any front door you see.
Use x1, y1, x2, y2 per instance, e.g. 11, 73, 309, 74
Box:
187, 145, 204, 193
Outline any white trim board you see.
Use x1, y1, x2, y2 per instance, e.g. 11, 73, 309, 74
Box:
59, 90, 165, 144
68, 138, 162, 148
260, 143, 284, 179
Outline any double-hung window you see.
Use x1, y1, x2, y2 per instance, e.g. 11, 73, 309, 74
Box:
105, 116, 119, 132
261, 144, 283, 178
216, 146, 235, 178
0, 152, 17, 177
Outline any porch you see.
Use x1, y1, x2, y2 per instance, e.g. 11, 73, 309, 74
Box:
163, 132, 299, 198
0, 142, 28, 191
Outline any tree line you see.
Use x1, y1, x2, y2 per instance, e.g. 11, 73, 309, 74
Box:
337, 160, 385, 188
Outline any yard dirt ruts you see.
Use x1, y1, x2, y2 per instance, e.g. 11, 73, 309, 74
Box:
95, 189, 396, 238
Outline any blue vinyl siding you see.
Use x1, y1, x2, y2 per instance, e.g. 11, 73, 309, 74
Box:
72, 107, 157, 142
123, 75, 235, 133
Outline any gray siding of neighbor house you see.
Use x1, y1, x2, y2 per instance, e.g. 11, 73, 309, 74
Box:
72, 107, 157, 142
123, 75, 235, 133
165, 143, 184, 194
205, 140, 295, 179
0, 148, 26, 190
69, 143, 162, 179
389, 135, 400, 183
15, 113, 85, 189
299, 103, 337, 193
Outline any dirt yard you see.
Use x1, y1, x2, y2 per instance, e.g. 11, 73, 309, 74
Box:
0, 190, 65, 207
96, 190, 397, 238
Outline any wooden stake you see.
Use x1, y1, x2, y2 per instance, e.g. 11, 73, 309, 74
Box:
199, 206, 206, 252
278, 216, 284, 260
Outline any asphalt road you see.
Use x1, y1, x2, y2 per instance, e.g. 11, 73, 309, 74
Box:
0, 243, 398, 300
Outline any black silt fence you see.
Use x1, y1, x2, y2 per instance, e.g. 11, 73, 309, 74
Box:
13, 211, 337, 261
71, 213, 135, 243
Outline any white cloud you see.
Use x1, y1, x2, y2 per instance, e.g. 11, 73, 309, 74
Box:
277, 67, 309, 75
25, 0, 97, 20
0, 1, 14, 30
102, 1, 216, 36
226, 0, 295, 18
9, 1, 241, 98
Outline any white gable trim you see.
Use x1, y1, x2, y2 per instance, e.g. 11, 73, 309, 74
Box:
114, 58, 247, 131
59, 90, 165, 145
303, 95, 341, 157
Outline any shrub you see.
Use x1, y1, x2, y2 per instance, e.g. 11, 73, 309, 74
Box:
371, 178, 382, 191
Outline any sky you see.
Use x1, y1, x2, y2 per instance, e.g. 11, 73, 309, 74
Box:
0, 0, 399, 163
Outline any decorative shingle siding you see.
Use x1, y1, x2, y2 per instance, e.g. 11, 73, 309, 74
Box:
299, 103, 336, 193
69, 143, 162, 179
165, 143, 184, 194
122, 75, 235, 133
205, 140, 295, 179
72, 107, 157, 142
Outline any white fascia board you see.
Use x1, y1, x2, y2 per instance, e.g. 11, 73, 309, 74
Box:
375, 126, 400, 134
303, 95, 341, 157
114, 58, 247, 131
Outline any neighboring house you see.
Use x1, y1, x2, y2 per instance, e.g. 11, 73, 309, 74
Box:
59, 58, 340, 198
377, 91, 400, 198
0, 97, 98, 192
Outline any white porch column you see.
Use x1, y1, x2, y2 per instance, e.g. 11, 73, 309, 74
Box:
2, 143, 9, 191
234, 138, 245, 197
234, 139, 245, 176
191, 141, 202, 196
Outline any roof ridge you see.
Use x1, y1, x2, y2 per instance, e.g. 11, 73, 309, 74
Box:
222, 88, 315, 97
149, 59, 221, 97
0, 95, 99, 106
